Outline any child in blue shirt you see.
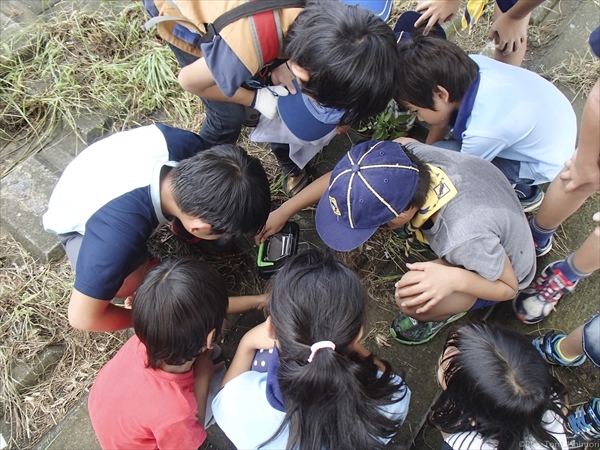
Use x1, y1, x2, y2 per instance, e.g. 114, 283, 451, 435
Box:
394, 30, 577, 211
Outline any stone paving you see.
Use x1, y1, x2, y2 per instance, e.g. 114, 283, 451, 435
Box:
1, 0, 599, 449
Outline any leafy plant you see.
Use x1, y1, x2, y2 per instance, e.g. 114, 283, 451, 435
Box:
356, 100, 416, 140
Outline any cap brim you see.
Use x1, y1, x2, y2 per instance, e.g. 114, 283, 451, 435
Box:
342, 0, 392, 21
278, 92, 338, 142
315, 191, 378, 252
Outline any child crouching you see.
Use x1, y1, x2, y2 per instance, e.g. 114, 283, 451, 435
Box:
88, 258, 228, 449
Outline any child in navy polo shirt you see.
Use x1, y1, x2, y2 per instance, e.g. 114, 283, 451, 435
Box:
43, 124, 270, 332
394, 26, 576, 212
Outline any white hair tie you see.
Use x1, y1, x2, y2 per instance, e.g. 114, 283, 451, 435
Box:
307, 341, 336, 363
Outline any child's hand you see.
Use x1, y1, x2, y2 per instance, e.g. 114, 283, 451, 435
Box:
559, 150, 600, 193
594, 212, 600, 238
488, 12, 528, 56
194, 349, 225, 382
395, 262, 458, 313
253, 86, 289, 120
415, 0, 459, 35
254, 209, 289, 245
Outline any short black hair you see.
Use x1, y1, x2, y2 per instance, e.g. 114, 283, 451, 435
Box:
396, 35, 478, 110
171, 144, 271, 235
404, 148, 431, 211
132, 258, 228, 368
285, 0, 400, 125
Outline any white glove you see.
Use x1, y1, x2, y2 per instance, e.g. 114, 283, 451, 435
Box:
253, 86, 289, 120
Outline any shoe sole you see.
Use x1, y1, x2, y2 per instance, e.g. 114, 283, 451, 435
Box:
389, 312, 466, 345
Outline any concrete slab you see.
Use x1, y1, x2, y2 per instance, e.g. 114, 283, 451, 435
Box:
0, 158, 62, 263
33, 393, 100, 450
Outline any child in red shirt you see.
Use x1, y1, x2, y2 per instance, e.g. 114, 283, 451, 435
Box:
88, 258, 228, 449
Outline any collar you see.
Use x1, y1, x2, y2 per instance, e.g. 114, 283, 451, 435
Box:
450, 71, 481, 140
265, 347, 286, 412
405, 163, 458, 254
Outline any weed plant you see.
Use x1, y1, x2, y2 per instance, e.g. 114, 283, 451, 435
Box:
0, 3, 198, 177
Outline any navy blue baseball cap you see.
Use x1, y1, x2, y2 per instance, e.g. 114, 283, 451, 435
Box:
394, 10, 446, 46
277, 79, 345, 142
590, 26, 600, 59
342, 0, 393, 21
315, 140, 420, 251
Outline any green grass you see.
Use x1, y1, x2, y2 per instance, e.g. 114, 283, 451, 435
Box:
0, 3, 198, 177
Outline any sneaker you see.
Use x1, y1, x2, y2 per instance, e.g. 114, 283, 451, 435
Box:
535, 235, 553, 258
565, 398, 600, 448
390, 312, 466, 345
513, 261, 577, 324
283, 168, 309, 197
532, 332, 586, 366
516, 185, 544, 213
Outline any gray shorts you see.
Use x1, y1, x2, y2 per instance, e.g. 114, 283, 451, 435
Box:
58, 232, 147, 275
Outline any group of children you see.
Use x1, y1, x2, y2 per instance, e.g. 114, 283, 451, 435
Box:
41, 0, 599, 448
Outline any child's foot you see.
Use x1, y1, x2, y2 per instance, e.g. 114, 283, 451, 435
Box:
516, 185, 544, 212
534, 235, 553, 258
532, 332, 586, 366
513, 261, 577, 324
283, 168, 309, 197
565, 398, 600, 448
390, 312, 466, 345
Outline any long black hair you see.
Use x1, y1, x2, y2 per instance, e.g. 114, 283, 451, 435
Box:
430, 322, 568, 450
265, 249, 408, 449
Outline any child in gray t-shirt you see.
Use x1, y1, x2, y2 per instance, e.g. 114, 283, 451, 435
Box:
256, 139, 536, 345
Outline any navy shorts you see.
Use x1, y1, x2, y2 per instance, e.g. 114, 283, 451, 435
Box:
469, 298, 497, 311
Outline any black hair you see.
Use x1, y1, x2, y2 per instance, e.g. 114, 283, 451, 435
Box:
171, 144, 271, 235
395, 35, 478, 110
264, 249, 408, 449
132, 258, 228, 369
285, 0, 400, 125
403, 147, 431, 211
430, 322, 568, 450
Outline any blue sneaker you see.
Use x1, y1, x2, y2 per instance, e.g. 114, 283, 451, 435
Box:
532, 332, 586, 366
534, 235, 553, 258
513, 261, 577, 324
565, 398, 600, 448
390, 312, 466, 345
516, 185, 544, 213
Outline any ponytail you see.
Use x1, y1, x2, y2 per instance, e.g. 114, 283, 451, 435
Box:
264, 250, 408, 449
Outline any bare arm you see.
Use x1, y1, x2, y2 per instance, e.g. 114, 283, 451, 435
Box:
227, 294, 269, 314
221, 322, 275, 386
193, 351, 224, 426
255, 172, 332, 244
68, 289, 132, 331
426, 124, 450, 145
177, 57, 255, 105
395, 254, 518, 313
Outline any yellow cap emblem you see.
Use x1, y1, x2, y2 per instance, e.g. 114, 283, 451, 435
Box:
329, 196, 341, 216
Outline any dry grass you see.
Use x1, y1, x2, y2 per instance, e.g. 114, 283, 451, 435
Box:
0, 0, 595, 448
0, 233, 128, 448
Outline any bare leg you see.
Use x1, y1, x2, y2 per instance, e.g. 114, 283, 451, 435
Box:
557, 324, 585, 360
